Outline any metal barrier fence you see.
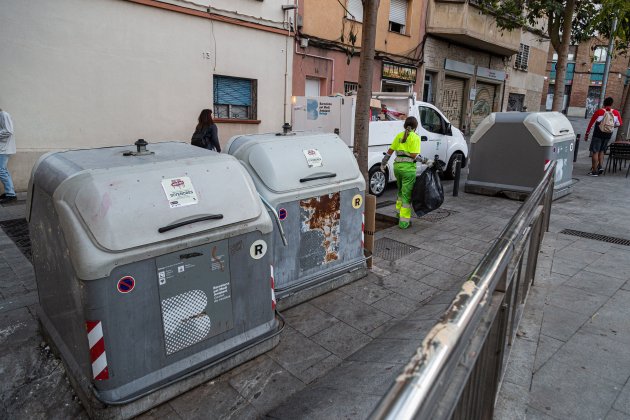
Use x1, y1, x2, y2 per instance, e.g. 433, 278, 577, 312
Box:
371, 162, 556, 420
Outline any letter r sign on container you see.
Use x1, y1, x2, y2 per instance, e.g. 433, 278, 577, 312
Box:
250, 240, 267, 259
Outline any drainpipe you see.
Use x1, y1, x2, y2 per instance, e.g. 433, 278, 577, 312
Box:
295, 41, 335, 95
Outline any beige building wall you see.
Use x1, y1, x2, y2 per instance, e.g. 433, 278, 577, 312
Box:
0, 0, 293, 191
504, 30, 550, 112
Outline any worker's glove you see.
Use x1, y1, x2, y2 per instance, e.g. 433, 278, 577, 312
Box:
425, 159, 435, 168
380, 154, 391, 172
415, 155, 428, 164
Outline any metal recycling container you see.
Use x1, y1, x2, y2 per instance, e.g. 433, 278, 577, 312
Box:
465, 112, 575, 199
27, 141, 279, 417
227, 132, 367, 309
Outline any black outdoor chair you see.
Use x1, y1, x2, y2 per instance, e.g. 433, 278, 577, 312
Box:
604, 143, 630, 177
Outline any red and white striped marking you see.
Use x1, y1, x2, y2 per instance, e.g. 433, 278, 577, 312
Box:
361, 212, 365, 249
86, 320, 109, 381
270, 265, 277, 311
544, 159, 551, 171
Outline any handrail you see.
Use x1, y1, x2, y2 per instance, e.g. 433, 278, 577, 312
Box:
371, 162, 557, 420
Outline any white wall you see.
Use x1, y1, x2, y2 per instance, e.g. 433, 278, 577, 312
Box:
0, 0, 293, 190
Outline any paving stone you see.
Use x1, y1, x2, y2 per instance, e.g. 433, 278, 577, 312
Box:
313, 360, 401, 396
494, 380, 529, 420
375, 272, 438, 303
545, 285, 609, 316
553, 247, 606, 265
375, 318, 435, 340
524, 405, 558, 419
310, 322, 371, 359
405, 302, 450, 320
606, 409, 630, 420
533, 334, 564, 372
338, 277, 393, 305
502, 335, 537, 388
417, 270, 462, 292
310, 292, 392, 334
551, 256, 590, 277
613, 379, 630, 417
0, 307, 38, 349
137, 403, 182, 420
292, 353, 342, 385
457, 250, 485, 266
586, 290, 630, 340
227, 356, 304, 415
416, 241, 470, 259
266, 386, 381, 420
391, 259, 435, 281
533, 272, 569, 290
585, 259, 630, 281
267, 326, 331, 381
167, 378, 249, 420
347, 337, 420, 364
540, 304, 592, 342
552, 329, 630, 385
562, 270, 626, 298
370, 292, 418, 319
281, 303, 339, 338
529, 358, 621, 420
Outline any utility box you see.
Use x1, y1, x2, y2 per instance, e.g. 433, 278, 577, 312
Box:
465, 112, 575, 200
227, 132, 367, 309
27, 141, 279, 419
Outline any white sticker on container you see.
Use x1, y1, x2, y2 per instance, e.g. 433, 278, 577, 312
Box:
303, 149, 323, 168
250, 240, 267, 260
161, 176, 198, 209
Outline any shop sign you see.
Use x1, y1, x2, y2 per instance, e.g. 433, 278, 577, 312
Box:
382, 62, 417, 83
444, 59, 475, 75
476, 67, 506, 81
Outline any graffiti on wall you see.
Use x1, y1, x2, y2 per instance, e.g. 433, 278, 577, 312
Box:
470, 86, 494, 131
586, 86, 601, 117
440, 89, 461, 127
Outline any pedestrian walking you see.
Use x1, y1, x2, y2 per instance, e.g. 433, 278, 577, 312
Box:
191, 109, 221, 152
381, 116, 421, 229
0, 108, 16, 204
584, 97, 622, 176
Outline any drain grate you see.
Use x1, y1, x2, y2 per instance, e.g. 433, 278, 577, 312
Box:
374, 238, 419, 261
560, 229, 630, 246
0, 218, 32, 261
420, 208, 458, 222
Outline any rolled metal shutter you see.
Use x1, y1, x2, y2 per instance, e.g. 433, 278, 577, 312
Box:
347, 0, 363, 22
471, 82, 496, 132
440, 77, 465, 130
389, 0, 407, 25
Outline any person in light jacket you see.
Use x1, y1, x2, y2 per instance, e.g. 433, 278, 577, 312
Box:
0, 109, 16, 204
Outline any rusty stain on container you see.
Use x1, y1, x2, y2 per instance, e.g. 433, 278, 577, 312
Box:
300, 192, 341, 263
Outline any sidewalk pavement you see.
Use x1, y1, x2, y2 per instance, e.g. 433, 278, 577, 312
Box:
0, 116, 629, 419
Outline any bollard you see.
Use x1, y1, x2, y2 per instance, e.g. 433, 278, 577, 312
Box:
453, 157, 462, 197
573, 134, 581, 162
364, 194, 376, 269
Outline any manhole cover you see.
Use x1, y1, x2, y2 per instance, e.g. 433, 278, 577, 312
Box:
374, 238, 419, 261
419, 208, 458, 222
0, 218, 32, 261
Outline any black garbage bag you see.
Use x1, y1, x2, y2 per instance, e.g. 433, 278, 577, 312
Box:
411, 161, 445, 217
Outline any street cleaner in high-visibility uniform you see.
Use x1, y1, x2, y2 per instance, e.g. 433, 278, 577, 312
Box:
381, 116, 421, 229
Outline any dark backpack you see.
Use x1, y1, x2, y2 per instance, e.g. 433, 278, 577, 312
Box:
191, 127, 210, 149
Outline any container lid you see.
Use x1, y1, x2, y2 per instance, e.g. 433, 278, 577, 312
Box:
230, 132, 362, 194
65, 152, 262, 252
535, 112, 574, 137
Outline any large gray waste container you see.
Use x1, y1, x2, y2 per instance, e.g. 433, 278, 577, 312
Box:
27, 141, 279, 418
227, 132, 367, 309
465, 112, 574, 199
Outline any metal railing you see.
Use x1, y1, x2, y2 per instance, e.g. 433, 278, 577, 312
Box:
371, 162, 556, 420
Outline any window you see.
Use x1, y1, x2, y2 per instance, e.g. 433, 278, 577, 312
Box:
423, 73, 435, 103
514, 43, 530, 71
419, 106, 444, 134
346, 0, 363, 22
213, 76, 257, 120
344, 81, 359, 95
594, 46, 607, 63
389, 0, 408, 34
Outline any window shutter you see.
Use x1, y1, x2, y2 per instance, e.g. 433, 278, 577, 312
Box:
213, 76, 251, 106
389, 0, 407, 25
347, 0, 363, 22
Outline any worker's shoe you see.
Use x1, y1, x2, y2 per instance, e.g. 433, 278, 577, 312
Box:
399, 221, 410, 229
587, 171, 599, 177
0, 195, 17, 204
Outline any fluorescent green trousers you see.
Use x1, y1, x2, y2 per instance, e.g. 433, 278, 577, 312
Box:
394, 162, 416, 229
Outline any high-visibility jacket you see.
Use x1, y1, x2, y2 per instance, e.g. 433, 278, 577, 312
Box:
391, 131, 421, 163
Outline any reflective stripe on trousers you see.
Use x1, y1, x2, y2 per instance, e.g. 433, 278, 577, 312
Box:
394, 162, 416, 229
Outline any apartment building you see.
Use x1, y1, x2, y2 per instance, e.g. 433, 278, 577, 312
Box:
541, 39, 630, 117
293, 0, 427, 97
0, 0, 294, 190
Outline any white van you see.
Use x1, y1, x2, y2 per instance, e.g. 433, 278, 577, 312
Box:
292, 92, 469, 196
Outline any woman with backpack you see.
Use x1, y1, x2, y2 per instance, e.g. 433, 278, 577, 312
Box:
584, 97, 622, 176
191, 109, 221, 152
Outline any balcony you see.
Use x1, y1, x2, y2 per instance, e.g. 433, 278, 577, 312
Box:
427, 0, 521, 56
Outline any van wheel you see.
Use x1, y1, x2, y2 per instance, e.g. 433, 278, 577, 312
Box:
369, 166, 388, 197
444, 152, 464, 180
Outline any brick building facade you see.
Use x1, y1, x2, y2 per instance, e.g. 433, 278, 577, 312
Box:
541, 38, 630, 117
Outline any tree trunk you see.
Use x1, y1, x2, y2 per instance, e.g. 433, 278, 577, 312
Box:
618, 80, 630, 141
353, 0, 380, 185
551, 0, 575, 112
